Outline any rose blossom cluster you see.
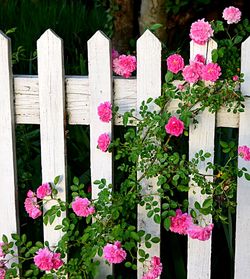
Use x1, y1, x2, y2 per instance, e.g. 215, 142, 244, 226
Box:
34, 247, 63, 271
222, 6, 241, 24
113, 52, 137, 78
142, 256, 163, 279
167, 53, 221, 84
24, 183, 52, 219
170, 209, 214, 241
238, 146, 250, 161
72, 197, 95, 217
103, 241, 127, 264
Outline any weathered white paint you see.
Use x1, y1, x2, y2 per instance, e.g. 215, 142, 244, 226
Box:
188, 39, 217, 279
136, 30, 161, 278
87, 31, 113, 278
0, 31, 19, 266
234, 36, 250, 279
13, 76, 239, 128
37, 30, 67, 248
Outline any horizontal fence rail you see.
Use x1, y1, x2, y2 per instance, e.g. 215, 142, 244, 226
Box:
0, 28, 250, 279
13, 75, 240, 128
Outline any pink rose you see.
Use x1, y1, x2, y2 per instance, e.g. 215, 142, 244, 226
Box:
165, 116, 185, 137
0, 243, 5, 259
190, 19, 214, 45
201, 62, 221, 82
113, 54, 136, 78
51, 252, 64, 270
72, 197, 95, 217
36, 183, 52, 199
166, 54, 184, 74
170, 209, 193, 235
182, 64, 200, 83
142, 256, 163, 279
222, 6, 241, 24
97, 133, 111, 152
112, 49, 119, 60
238, 146, 250, 161
24, 191, 42, 219
194, 54, 206, 64
233, 75, 239, 81
103, 241, 127, 264
187, 223, 214, 241
97, 101, 112, 123
34, 247, 63, 271
0, 268, 6, 279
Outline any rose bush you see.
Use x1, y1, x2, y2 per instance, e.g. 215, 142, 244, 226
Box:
1, 5, 250, 279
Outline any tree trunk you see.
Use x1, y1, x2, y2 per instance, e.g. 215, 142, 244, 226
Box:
112, 0, 135, 52
139, 0, 167, 42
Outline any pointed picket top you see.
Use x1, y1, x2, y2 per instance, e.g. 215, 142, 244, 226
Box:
190, 38, 217, 62
0, 30, 10, 41
37, 28, 62, 44
137, 29, 161, 113
88, 30, 110, 49
137, 29, 161, 46
0, 31, 11, 58
241, 36, 250, 96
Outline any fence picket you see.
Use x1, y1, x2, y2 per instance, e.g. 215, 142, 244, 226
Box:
37, 30, 67, 248
136, 30, 161, 278
234, 36, 250, 279
187, 39, 217, 279
87, 31, 113, 278
0, 31, 19, 266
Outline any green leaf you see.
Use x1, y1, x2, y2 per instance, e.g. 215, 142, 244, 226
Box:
165, 71, 174, 83
163, 218, 171, 230
234, 35, 243, 44
245, 173, 250, 181
194, 201, 201, 210
190, 209, 197, 218
55, 225, 63, 230
93, 180, 101, 185
149, 23, 163, 31
2, 235, 8, 243
73, 177, 79, 185
212, 49, 218, 62
54, 175, 62, 185
154, 214, 161, 224
125, 262, 132, 268
151, 237, 160, 243
130, 232, 140, 242
220, 141, 228, 148
147, 210, 154, 218
162, 203, 169, 210
203, 197, 213, 208
138, 249, 145, 257
24, 270, 33, 277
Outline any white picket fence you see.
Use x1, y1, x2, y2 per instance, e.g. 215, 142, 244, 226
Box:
0, 29, 250, 278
